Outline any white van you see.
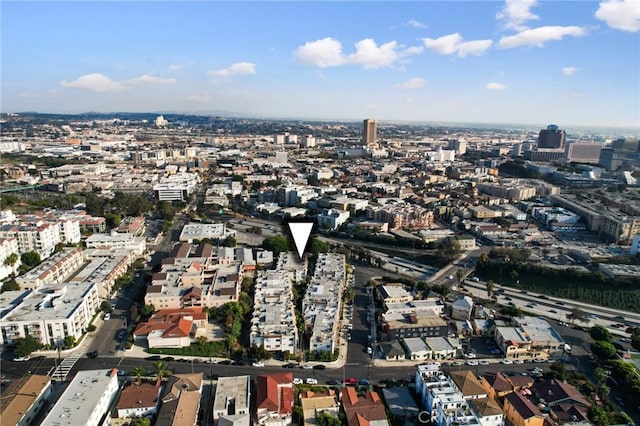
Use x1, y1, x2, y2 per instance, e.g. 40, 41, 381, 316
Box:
104, 313, 111, 321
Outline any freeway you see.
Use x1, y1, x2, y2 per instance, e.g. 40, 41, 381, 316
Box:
461, 279, 640, 332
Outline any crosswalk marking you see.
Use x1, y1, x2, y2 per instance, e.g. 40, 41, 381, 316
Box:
49, 355, 81, 381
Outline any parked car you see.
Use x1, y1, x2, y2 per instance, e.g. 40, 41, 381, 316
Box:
283, 363, 297, 369
466, 360, 479, 366
293, 378, 303, 385
327, 379, 340, 385
479, 360, 490, 365
344, 378, 358, 385
359, 379, 369, 385
501, 359, 513, 364
301, 364, 314, 370
13, 356, 30, 362
146, 355, 162, 361
252, 361, 264, 367
87, 351, 98, 359
313, 365, 326, 370
306, 378, 318, 385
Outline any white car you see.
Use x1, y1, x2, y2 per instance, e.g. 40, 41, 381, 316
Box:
12, 356, 30, 362
479, 360, 490, 365
293, 378, 303, 384
366, 347, 373, 354
104, 313, 111, 321
501, 359, 514, 364
466, 360, 479, 366
465, 353, 477, 359
301, 364, 314, 370
306, 378, 318, 385
513, 359, 525, 364
252, 361, 264, 367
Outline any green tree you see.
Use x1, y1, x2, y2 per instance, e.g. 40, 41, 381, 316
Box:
1, 278, 20, 293
197, 336, 208, 346
310, 238, 329, 254
63, 335, 76, 348
152, 361, 170, 381
591, 340, 616, 359
342, 287, 355, 304
590, 325, 612, 342
222, 236, 237, 247
132, 418, 151, 426
141, 304, 155, 316
104, 213, 122, 229
132, 366, 146, 385
317, 412, 341, 426
486, 280, 494, 298
20, 251, 41, 269
100, 301, 112, 313
14, 335, 42, 357
262, 235, 290, 255
3, 253, 19, 267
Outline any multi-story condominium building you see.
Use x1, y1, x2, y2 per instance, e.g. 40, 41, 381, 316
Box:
367, 202, 434, 230
383, 314, 448, 342
212, 376, 252, 426
494, 317, 564, 361
0, 221, 61, 259
476, 181, 537, 202
85, 232, 146, 255
42, 369, 119, 426
0, 374, 52, 426
0, 280, 100, 346
144, 242, 243, 309
16, 248, 84, 290
78, 249, 132, 298
550, 193, 640, 244
451, 295, 474, 321
302, 253, 345, 355
250, 265, 298, 354
376, 284, 414, 308
153, 171, 201, 202
317, 209, 350, 231
178, 223, 235, 242
363, 119, 377, 147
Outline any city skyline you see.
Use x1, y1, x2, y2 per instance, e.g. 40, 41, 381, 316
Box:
2, 0, 639, 129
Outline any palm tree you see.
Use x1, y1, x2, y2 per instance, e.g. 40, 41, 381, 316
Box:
486, 280, 495, 298
152, 361, 170, 381
456, 268, 464, 284
197, 335, 208, 346
132, 366, 145, 385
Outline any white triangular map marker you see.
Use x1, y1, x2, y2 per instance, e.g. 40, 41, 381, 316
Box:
288, 222, 314, 258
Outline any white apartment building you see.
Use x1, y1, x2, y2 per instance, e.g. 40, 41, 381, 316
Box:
1, 374, 52, 426
0, 281, 100, 346
179, 223, 235, 242
250, 263, 298, 353
303, 253, 345, 355
153, 171, 201, 202
213, 376, 252, 426
495, 316, 564, 361
16, 248, 85, 290
317, 209, 350, 231
75, 250, 132, 298
85, 232, 146, 255
0, 221, 61, 259
42, 369, 120, 426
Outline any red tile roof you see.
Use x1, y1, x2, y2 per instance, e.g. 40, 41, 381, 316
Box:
257, 374, 294, 416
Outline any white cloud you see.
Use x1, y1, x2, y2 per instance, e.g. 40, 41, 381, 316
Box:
497, 26, 587, 48
496, 0, 539, 31
168, 64, 184, 71
293, 37, 345, 67
406, 19, 427, 29
59, 73, 176, 92
457, 39, 494, 57
126, 74, 176, 85
595, 0, 640, 32
294, 37, 421, 69
209, 62, 256, 77
423, 33, 492, 57
347, 39, 400, 69
562, 66, 578, 76
60, 73, 124, 92
423, 33, 463, 55
395, 77, 426, 89
486, 82, 508, 90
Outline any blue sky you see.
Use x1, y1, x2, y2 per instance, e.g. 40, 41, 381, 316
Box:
2, 1, 639, 128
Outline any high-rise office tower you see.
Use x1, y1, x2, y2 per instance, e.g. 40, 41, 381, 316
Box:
363, 119, 377, 147
537, 124, 566, 149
